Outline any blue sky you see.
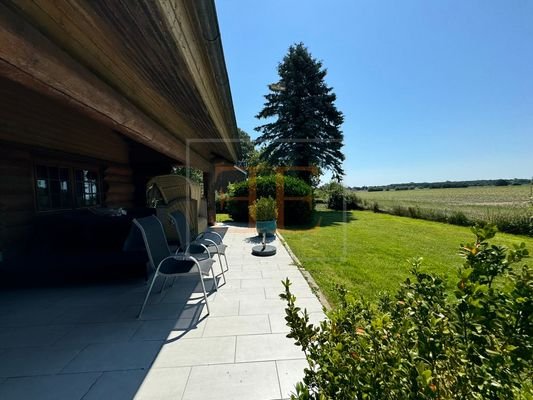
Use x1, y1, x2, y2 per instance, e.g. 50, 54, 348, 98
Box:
216, 0, 533, 186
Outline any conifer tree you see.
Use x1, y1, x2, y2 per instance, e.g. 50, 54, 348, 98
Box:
255, 43, 345, 184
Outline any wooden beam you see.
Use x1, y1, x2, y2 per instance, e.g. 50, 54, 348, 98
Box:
0, 3, 211, 171
158, 0, 238, 161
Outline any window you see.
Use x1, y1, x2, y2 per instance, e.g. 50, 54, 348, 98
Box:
35, 165, 72, 210
34, 164, 100, 211
75, 169, 99, 207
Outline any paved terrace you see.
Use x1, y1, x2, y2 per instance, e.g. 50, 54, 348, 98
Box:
0, 225, 326, 400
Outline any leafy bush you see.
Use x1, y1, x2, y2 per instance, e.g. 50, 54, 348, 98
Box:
248, 197, 278, 221
227, 174, 312, 225
447, 210, 470, 226
281, 225, 532, 399
215, 191, 228, 213
327, 184, 361, 211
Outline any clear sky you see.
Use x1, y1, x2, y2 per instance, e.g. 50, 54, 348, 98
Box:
216, 0, 533, 186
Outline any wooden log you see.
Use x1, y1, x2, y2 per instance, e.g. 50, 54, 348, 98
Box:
0, 165, 32, 178
105, 201, 134, 209
1, 210, 34, 227
0, 194, 34, 211
106, 183, 135, 195
0, 4, 214, 170
104, 192, 133, 204
103, 174, 132, 184
0, 147, 31, 161
104, 166, 133, 177
0, 180, 33, 196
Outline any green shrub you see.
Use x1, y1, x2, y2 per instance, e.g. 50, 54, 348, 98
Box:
248, 197, 277, 221
327, 185, 361, 211
215, 191, 228, 213
282, 225, 532, 399
447, 210, 470, 226
227, 174, 312, 225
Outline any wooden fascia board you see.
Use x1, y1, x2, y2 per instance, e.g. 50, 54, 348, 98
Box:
9, 0, 217, 162
158, 0, 238, 162
0, 3, 211, 172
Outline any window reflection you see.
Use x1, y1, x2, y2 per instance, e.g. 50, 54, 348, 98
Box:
35, 165, 100, 211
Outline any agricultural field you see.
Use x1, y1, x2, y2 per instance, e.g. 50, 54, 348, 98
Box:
355, 185, 533, 235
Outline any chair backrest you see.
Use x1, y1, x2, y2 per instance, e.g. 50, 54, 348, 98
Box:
133, 216, 170, 269
169, 210, 192, 249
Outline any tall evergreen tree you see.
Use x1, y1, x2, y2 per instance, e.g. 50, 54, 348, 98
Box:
237, 128, 255, 165
255, 43, 345, 184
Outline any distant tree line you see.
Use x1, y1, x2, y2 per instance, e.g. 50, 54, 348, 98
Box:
349, 178, 530, 192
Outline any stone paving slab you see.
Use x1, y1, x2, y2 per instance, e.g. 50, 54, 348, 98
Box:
182, 361, 281, 400
0, 224, 325, 399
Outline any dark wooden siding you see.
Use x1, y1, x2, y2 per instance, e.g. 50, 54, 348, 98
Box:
0, 147, 33, 258
0, 77, 129, 164
0, 78, 135, 258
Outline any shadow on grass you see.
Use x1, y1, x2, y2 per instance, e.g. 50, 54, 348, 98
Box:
283, 209, 357, 231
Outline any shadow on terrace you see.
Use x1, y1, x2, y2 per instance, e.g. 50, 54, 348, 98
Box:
0, 261, 220, 398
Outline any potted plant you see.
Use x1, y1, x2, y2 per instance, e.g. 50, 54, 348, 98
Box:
249, 196, 278, 236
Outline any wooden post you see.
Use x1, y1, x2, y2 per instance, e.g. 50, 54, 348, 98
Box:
203, 164, 216, 226
248, 166, 257, 228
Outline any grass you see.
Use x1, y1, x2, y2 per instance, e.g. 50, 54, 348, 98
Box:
355, 185, 533, 235
216, 213, 232, 223
280, 209, 533, 306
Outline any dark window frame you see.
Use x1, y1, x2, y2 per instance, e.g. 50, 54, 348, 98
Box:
33, 162, 102, 212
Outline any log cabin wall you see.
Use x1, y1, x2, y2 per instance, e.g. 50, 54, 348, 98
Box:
103, 166, 134, 209
0, 147, 33, 259
0, 77, 129, 165
0, 77, 140, 258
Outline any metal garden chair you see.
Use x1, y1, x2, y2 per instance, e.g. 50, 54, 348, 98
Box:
169, 210, 229, 280
133, 216, 216, 319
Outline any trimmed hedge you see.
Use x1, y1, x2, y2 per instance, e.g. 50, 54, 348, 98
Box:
227, 175, 312, 225
282, 226, 533, 399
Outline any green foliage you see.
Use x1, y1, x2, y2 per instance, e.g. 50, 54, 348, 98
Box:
215, 190, 228, 213
494, 179, 510, 186
281, 226, 532, 399
172, 166, 203, 184
249, 197, 278, 221
247, 149, 276, 176
325, 182, 361, 211
237, 128, 255, 166
227, 174, 312, 225
255, 42, 345, 185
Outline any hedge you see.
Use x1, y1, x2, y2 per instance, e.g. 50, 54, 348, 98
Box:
227, 175, 313, 225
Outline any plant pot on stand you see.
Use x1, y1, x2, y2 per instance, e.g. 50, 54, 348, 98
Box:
249, 197, 277, 256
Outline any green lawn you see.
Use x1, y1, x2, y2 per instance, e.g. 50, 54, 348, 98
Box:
216, 213, 232, 223
281, 210, 533, 306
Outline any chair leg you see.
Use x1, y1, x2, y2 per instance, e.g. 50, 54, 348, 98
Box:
138, 272, 159, 319
197, 269, 210, 315
209, 262, 218, 292
222, 253, 229, 272
216, 252, 226, 285
159, 276, 168, 293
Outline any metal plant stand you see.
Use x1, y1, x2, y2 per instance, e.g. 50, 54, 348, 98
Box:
252, 232, 276, 257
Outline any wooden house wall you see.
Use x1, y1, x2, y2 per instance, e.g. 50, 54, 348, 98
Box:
0, 147, 33, 259
0, 78, 129, 165
0, 78, 139, 258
